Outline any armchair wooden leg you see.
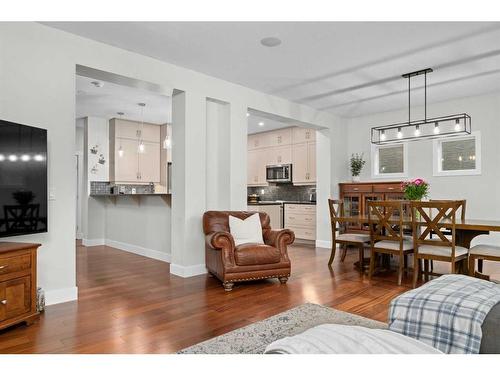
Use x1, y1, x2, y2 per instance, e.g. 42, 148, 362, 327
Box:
278, 276, 288, 284
223, 282, 234, 292
412, 256, 420, 288
424, 260, 429, 281
328, 243, 336, 266
468, 256, 475, 277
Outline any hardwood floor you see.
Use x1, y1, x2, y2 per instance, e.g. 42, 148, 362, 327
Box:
0, 241, 495, 354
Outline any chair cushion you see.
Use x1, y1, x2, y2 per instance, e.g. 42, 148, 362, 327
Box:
417, 245, 468, 257
229, 213, 264, 246
337, 233, 371, 243
234, 243, 281, 266
470, 244, 500, 257
373, 239, 413, 251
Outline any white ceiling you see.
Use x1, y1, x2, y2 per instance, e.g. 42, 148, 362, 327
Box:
51, 22, 500, 118
76, 75, 172, 124
247, 109, 319, 134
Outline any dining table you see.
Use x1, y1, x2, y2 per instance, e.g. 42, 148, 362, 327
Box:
334, 215, 500, 279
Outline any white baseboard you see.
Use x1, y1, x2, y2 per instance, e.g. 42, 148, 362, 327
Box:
82, 238, 105, 247
170, 263, 207, 278
44, 286, 78, 306
105, 239, 171, 263
315, 240, 332, 249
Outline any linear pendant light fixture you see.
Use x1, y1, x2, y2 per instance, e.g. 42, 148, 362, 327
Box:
371, 68, 471, 144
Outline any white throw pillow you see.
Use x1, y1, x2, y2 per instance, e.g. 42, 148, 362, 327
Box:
229, 213, 264, 246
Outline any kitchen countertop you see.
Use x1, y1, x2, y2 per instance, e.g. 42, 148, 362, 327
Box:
90, 192, 170, 196
248, 200, 316, 206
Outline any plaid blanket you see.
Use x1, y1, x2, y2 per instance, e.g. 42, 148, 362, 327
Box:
388, 274, 500, 354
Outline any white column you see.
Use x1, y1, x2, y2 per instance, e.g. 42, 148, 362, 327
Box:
315, 128, 332, 248
229, 100, 248, 210
170, 90, 208, 277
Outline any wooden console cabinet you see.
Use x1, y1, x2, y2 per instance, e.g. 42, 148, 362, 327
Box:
339, 181, 404, 231
0, 242, 41, 330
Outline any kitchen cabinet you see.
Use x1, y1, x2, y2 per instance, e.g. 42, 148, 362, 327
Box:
293, 127, 316, 143
284, 204, 316, 241
109, 118, 162, 183
248, 204, 282, 229
292, 142, 316, 185
247, 150, 268, 186
267, 145, 292, 165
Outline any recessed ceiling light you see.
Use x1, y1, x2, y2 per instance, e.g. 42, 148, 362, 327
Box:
258, 121, 265, 127
260, 37, 282, 47
246, 112, 250, 117
91, 81, 104, 88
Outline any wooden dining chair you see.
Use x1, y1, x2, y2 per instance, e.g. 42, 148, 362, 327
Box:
368, 201, 413, 285
411, 200, 469, 288
429, 199, 466, 272
468, 244, 500, 280
328, 199, 370, 271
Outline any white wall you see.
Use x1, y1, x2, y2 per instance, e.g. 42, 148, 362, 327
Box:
0, 23, 341, 304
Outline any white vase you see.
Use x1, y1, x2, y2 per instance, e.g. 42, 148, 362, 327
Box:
352, 175, 360, 182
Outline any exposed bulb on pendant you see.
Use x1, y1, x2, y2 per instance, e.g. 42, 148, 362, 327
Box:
163, 136, 171, 149
414, 125, 421, 137
454, 119, 461, 131
380, 130, 386, 141
433, 122, 440, 134
397, 127, 403, 139
138, 142, 145, 153
118, 146, 124, 157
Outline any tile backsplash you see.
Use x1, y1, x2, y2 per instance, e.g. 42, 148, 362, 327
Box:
247, 184, 316, 202
90, 181, 155, 195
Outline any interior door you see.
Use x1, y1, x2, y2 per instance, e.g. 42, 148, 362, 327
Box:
139, 141, 161, 183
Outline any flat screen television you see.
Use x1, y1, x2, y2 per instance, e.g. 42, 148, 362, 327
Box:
0, 119, 48, 237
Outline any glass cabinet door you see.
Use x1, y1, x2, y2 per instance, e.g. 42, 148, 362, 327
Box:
343, 193, 361, 230
362, 193, 384, 230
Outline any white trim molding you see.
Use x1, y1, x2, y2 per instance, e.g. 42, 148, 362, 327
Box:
82, 238, 105, 247
433, 131, 482, 177
45, 286, 78, 306
371, 142, 408, 179
315, 240, 332, 249
170, 263, 207, 278
105, 239, 171, 263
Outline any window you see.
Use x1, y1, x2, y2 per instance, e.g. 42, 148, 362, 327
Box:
433, 132, 481, 176
371, 143, 408, 178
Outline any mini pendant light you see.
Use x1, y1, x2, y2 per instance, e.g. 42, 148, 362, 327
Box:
138, 103, 146, 153
454, 118, 461, 131
397, 127, 403, 139
433, 122, 440, 134
117, 112, 125, 157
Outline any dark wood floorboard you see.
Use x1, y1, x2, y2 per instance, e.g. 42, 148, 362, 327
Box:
0, 241, 498, 353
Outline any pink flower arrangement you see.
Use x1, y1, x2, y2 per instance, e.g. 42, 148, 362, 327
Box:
401, 178, 430, 200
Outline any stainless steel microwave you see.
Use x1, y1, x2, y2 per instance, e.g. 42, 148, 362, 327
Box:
266, 164, 292, 183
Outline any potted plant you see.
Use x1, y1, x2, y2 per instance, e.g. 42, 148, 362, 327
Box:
350, 153, 366, 182
401, 178, 430, 201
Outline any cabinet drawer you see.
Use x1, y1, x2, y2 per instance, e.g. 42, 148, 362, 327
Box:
287, 225, 316, 240
342, 184, 373, 193
373, 184, 402, 193
285, 204, 316, 214
0, 254, 31, 278
285, 212, 315, 227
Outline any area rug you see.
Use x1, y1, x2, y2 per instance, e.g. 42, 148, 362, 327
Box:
178, 303, 387, 354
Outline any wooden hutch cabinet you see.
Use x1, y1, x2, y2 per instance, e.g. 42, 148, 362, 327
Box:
339, 181, 404, 231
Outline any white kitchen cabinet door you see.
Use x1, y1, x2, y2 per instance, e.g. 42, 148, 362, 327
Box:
139, 141, 161, 182
268, 128, 292, 147
267, 145, 292, 165
292, 143, 308, 184
113, 119, 141, 140
307, 142, 316, 183
114, 138, 140, 182
140, 123, 161, 143
247, 150, 258, 185
292, 127, 316, 144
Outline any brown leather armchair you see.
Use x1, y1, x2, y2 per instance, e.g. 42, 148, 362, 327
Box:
203, 211, 295, 291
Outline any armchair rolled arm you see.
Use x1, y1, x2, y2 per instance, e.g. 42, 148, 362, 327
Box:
264, 229, 295, 249
206, 231, 235, 251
